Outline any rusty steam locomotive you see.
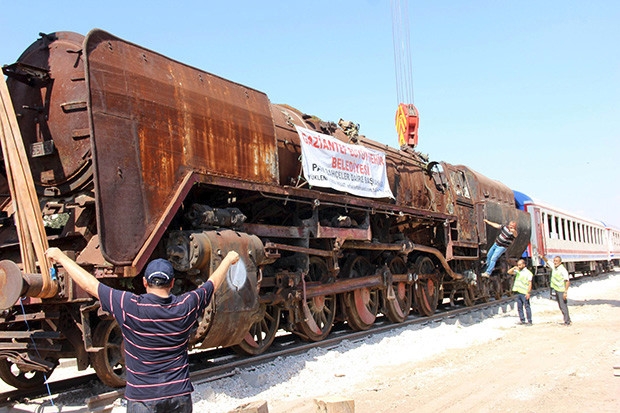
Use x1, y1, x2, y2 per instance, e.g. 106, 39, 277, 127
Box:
0, 30, 530, 389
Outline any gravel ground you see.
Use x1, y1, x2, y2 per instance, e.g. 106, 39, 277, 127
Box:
4, 270, 619, 412
188, 271, 620, 413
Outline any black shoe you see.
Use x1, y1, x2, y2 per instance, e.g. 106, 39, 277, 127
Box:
564, 321, 572, 326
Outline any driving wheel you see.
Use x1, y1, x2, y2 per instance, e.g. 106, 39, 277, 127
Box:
296, 257, 336, 341
384, 256, 412, 323
232, 304, 281, 356
343, 256, 379, 331
91, 319, 126, 387
414, 256, 440, 316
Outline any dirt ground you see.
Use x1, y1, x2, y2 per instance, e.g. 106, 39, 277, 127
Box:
271, 272, 620, 413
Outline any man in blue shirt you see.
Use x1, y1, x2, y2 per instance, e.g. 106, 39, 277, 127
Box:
46, 247, 240, 413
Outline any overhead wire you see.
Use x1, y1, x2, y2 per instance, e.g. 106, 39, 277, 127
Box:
391, 0, 415, 105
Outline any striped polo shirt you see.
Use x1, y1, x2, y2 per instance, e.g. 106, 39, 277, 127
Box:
495, 225, 516, 248
98, 281, 214, 402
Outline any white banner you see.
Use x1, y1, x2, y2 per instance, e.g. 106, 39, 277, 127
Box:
296, 125, 394, 199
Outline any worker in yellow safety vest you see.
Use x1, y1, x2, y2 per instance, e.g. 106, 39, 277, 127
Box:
542, 255, 571, 325
508, 259, 533, 325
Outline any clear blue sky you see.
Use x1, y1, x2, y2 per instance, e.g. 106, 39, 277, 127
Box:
1, 1, 618, 227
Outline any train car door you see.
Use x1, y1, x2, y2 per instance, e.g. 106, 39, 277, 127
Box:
529, 205, 546, 265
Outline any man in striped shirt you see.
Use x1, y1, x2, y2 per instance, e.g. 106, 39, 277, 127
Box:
481, 219, 518, 278
46, 247, 240, 413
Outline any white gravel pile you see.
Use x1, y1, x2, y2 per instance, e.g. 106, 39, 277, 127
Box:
188, 274, 615, 413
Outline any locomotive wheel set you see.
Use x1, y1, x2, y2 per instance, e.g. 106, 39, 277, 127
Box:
0, 30, 535, 390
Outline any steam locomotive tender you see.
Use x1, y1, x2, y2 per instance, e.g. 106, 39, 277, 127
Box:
0, 30, 530, 389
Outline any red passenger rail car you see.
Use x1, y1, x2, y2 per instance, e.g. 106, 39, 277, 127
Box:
0, 30, 530, 389
515, 191, 620, 283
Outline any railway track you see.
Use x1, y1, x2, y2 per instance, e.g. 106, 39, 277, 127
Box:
0, 295, 517, 409
0, 272, 601, 411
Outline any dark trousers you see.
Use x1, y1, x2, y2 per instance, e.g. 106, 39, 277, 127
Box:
127, 394, 192, 413
554, 290, 571, 324
515, 293, 532, 323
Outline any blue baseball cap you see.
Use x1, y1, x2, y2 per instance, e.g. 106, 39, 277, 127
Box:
145, 258, 175, 285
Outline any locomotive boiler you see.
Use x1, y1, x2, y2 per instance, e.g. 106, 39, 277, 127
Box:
0, 30, 530, 389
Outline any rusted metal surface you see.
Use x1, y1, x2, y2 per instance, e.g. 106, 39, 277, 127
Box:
484, 201, 531, 260
304, 274, 383, 298
131, 172, 197, 272
315, 222, 371, 241
83, 29, 279, 265
341, 239, 414, 252
4, 32, 92, 197
0, 260, 30, 309
263, 242, 334, 258
270, 104, 306, 186
465, 166, 516, 206
443, 163, 477, 244
242, 222, 309, 239
193, 171, 456, 223
269, 103, 454, 221
412, 244, 463, 280
392, 161, 433, 210
181, 230, 262, 349
461, 165, 531, 257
